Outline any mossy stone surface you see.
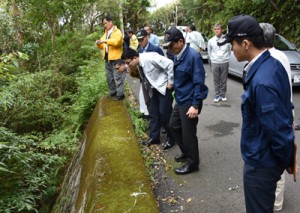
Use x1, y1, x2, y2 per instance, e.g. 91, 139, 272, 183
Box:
75, 97, 159, 212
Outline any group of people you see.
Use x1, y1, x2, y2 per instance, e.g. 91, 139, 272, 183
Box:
96, 15, 296, 212
96, 16, 208, 176
95, 16, 161, 102
122, 27, 208, 175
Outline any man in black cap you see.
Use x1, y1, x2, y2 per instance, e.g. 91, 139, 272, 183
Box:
165, 27, 208, 175
218, 14, 294, 213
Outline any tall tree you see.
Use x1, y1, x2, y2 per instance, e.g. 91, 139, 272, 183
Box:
123, 0, 151, 31
178, 0, 300, 45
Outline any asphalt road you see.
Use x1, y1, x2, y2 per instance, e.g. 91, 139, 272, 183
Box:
127, 62, 300, 213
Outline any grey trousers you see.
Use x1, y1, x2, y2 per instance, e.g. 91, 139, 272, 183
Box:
105, 61, 126, 96
211, 62, 229, 97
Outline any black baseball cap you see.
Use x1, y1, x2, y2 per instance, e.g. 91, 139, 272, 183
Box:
163, 27, 184, 46
136, 29, 148, 40
217, 14, 263, 46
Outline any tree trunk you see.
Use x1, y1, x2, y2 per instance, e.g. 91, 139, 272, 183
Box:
11, 0, 23, 46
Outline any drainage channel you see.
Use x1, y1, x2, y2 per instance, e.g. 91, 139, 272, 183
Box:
52, 97, 159, 213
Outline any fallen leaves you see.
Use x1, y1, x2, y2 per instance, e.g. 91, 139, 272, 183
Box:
186, 197, 192, 203
161, 196, 179, 205
228, 185, 239, 191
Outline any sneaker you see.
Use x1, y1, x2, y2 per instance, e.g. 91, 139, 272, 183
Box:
221, 96, 227, 102
214, 96, 220, 102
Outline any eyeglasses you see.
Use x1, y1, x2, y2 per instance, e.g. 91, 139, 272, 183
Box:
125, 59, 132, 65
114, 66, 121, 70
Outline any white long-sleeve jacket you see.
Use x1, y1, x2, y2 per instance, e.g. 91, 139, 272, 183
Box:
139, 52, 174, 95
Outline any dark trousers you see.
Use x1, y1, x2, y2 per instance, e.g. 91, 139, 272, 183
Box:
148, 88, 173, 141
169, 104, 201, 167
243, 164, 284, 213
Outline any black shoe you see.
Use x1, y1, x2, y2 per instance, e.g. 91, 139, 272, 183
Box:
142, 138, 160, 147
108, 92, 117, 97
174, 154, 187, 162
160, 127, 167, 134
295, 125, 300, 130
114, 95, 125, 101
141, 114, 150, 120
162, 139, 174, 150
175, 163, 199, 175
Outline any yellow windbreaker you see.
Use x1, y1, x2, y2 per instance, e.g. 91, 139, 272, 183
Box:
96, 26, 123, 61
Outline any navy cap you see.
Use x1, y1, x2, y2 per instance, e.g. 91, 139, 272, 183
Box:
163, 27, 184, 46
136, 29, 148, 39
218, 14, 263, 46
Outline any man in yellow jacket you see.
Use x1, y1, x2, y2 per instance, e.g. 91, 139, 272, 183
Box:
96, 16, 125, 101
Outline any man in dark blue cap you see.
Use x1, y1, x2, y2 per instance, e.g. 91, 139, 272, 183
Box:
165, 27, 208, 175
218, 14, 295, 213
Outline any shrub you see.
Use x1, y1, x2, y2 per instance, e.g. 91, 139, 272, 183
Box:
0, 30, 108, 211
0, 127, 66, 212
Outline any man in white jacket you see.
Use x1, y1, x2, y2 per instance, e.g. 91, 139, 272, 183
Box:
187, 24, 206, 53
207, 23, 231, 102
122, 48, 175, 149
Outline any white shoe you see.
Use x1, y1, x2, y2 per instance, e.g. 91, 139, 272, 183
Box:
274, 206, 282, 212
214, 96, 221, 102
221, 96, 227, 101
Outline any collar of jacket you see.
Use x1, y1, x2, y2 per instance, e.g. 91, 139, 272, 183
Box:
105, 26, 118, 35
174, 45, 189, 66
243, 50, 270, 90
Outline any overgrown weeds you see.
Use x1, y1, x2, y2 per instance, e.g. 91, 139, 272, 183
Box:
0, 31, 108, 212
124, 84, 167, 189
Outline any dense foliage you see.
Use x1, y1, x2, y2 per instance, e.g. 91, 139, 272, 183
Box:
0, 31, 108, 211
152, 0, 300, 47
0, 0, 112, 210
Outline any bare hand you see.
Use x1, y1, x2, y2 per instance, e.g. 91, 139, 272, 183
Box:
167, 83, 173, 90
96, 40, 105, 45
286, 166, 293, 174
186, 106, 198, 119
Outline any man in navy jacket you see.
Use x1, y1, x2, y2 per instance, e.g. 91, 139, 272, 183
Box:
165, 28, 208, 175
218, 15, 294, 213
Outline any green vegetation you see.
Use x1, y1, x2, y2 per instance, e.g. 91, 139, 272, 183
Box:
152, 0, 300, 46
0, 35, 107, 211
0, 13, 108, 211
1, 0, 299, 212
125, 89, 163, 184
